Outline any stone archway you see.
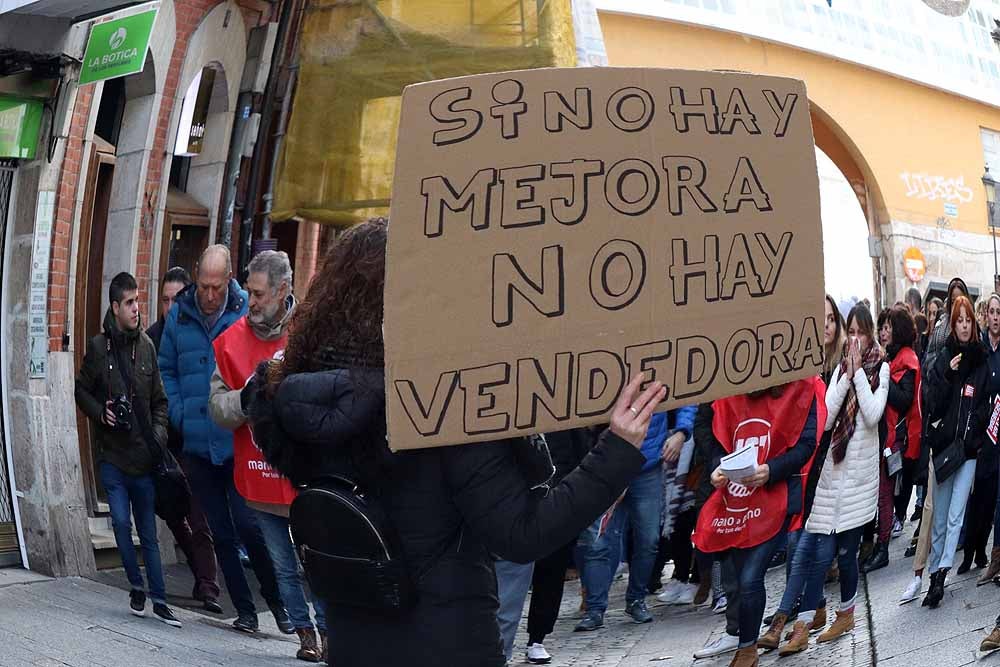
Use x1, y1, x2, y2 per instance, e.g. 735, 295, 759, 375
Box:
151, 0, 247, 301
809, 101, 890, 305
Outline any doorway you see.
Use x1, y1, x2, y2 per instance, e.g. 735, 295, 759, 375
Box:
74, 138, 116, 513
0, 162, 20, 566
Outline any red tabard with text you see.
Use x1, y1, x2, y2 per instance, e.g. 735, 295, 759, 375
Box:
212, 318, 297, 506
693, 378, 819, 553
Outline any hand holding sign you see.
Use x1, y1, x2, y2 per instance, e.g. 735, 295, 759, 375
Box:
609, 374, 667, 448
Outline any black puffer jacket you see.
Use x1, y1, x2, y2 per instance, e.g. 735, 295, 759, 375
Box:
925, 336, 990, 464
249, 368, 644, 667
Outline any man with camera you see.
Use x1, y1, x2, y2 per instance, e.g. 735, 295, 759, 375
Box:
75, 272, 182, 627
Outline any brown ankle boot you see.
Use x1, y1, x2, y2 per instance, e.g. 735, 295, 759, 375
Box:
982, 624, 1000, 651
758, 613, 787, 650
779, 621, 810, 656
729, 644, 759, 667
979, 548, 1000, 586
809, 605, 827, 633
296, 628, 321, 663
817, 609, 854, 643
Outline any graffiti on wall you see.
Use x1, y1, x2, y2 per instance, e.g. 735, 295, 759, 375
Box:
900, 172, 974, 204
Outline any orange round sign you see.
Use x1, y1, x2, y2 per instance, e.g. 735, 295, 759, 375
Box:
902, 246, 926, 283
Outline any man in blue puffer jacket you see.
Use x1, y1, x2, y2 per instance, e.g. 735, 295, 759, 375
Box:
158, 245, 287, 634
575, 406, 696, 631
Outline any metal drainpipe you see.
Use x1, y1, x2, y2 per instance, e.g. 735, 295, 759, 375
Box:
217, 90, 252, 246
259, 56, 298, 240
237, 0, 297, 279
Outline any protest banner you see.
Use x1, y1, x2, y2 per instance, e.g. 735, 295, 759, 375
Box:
384, 68, 825, 451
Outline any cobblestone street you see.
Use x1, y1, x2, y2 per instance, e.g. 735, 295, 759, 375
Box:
508, 519, 1000, 667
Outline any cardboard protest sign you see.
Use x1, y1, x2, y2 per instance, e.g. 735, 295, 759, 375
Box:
384, 68, 825, 451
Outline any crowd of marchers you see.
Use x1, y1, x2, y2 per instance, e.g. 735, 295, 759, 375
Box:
71, 216, 1000, 667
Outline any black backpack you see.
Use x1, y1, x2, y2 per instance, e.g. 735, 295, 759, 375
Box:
289, 473, 417, 613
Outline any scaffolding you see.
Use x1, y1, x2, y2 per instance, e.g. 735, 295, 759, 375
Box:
271, 0, 575, 226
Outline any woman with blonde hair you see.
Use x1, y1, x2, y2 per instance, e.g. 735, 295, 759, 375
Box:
823, 295, 846, 385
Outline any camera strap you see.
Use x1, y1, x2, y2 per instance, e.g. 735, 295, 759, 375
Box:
109, 337, 164, 464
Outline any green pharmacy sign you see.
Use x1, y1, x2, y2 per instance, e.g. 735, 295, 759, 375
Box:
79, 9, 158, 86
0, 97, 43, 159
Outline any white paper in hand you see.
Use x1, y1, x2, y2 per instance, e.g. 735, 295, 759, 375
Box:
720, 446, 759, 483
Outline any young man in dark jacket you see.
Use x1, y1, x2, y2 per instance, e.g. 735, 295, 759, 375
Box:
74, 272, 181, 627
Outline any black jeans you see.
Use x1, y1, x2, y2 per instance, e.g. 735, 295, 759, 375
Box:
183, 454, 282, 616
526, 540, 574, 644
649, 508, 698, 589
965, 472, 998, 561
895, 458, 917, 524
723, 521, 789, 647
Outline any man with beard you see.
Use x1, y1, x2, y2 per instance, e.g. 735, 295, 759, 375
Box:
159, 245, 289, 634
208, 250, 326, 662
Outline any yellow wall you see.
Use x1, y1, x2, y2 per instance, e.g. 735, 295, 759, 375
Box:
598, 12, 1000, 236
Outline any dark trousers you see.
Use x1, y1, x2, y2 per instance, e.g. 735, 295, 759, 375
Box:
877, 463, 895, 544
895, 458, 917, 524
649, 508, 698, 589
164, 455, 220, 601
723, 523, 788, 648
965, 472, 998, 561
183, 453, 282, 616
526, 541, 574, 645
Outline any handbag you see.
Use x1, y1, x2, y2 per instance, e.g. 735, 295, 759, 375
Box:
932, 400, 972, 485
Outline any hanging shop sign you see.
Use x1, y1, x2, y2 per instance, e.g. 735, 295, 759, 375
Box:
903, 246, 926, 283
79, 8, 158, 86
0, 97, 42, 159
173, 67, 217, 156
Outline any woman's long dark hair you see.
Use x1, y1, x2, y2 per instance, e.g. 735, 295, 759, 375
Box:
267, 217, 388, 392
885, 305, 916, 360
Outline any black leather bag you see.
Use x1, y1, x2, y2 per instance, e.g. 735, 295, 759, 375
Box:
932, 407, 971, 485
289, 474, 417, 613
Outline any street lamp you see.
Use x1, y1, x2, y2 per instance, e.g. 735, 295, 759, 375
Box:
983, 166, 1000, 292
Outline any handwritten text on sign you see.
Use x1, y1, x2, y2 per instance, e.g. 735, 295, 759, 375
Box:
384, 68, 825, 451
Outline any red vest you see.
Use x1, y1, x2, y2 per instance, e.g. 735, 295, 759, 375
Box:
693, 378, 821, 553
885, 347, 922, 460
212, 317, 297, 506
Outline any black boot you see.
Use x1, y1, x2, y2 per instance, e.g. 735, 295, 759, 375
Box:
922, 569, 947, 608
862, 542, 889, 574
958, 550, 974, 575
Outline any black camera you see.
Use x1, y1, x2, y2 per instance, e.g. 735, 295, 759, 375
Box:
110, 395, 132, 432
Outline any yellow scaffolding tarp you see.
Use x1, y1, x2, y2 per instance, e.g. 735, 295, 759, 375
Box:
273, 0, 576, 226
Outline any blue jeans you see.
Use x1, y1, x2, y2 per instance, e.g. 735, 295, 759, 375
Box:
495, 560, 535, 660
723, 523, 787, 647
99, 462, 167, 604
930, 459, 977, 572
254, 510, 327, 633
578, 466, 663, 613
183, 454, 282, 616
777, 529, 825, 616
799, 526, 864, 614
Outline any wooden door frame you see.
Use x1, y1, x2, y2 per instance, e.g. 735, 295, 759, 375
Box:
74, 140, 116, 515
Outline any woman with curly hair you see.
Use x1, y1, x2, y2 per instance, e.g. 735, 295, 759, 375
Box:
248, 218, 665, 667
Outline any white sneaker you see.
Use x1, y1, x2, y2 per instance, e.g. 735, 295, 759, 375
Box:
899, 575, 922, 604
693, 633, 739, 659
892, 518, 904, 539
712, 595, 728, 614
673, 582, 698, 605
656, 579, 684, 604
526, 643, 552, 664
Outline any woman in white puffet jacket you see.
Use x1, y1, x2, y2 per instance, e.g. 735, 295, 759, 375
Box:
776, 304, 888, 656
